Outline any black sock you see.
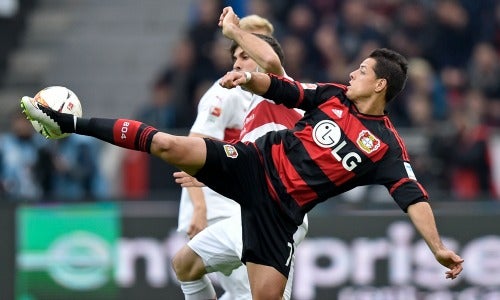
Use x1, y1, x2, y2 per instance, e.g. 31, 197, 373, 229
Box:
75, 118, 158, 153
38, 105, 75, 133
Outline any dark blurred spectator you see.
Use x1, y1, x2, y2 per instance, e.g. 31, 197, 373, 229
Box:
304, 0, 341, 21
467, 42, 500, 126
406, 94, 434, 130
313, 22, 348, 82
37, 135, 108, 201
186, 0, 223, 70
157, 38, 198, 128
280, 34, 318, 82
493, 2, 500, 51
402, 93, 444, 193
365, 0, 403, 37
433, 89, 495, 200
409, 58, 448, 121
284, 3, 320, 65
460, 0, 497, 45
425, 0, 474, 71
246, 0, 289, 29
391, 58, 447, 127
467, 43, 500, 105
440, 66, 468, 111
388, 0, 433, 58
207, 35, 233, 80
333, 0, 385, 63
135, 72, 183, 130
0, 110, 46, 200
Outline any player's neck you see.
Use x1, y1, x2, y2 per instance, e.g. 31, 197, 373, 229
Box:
352, 97, 385, 116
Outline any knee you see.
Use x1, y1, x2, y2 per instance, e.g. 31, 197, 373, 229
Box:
171, 251, 190, 281
150, 133, 175, 156
172, 246, 206, 281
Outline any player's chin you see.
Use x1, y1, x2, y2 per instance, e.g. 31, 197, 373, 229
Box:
345, 87, 353, 98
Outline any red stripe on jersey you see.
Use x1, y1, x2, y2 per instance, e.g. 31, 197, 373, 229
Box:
390, 178, 411, 194
139, 126, 155, 149
295, 81, 304, 107
390, 178, 428, 200
318, 98, 389, 162
223, 128, 241, 142
416, 181, 429, 199
271, 142, 319, 204
384, 117, 409, 161
253, 142, 281, 203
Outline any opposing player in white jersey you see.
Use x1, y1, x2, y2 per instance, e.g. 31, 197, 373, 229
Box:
173, 8, 308, 300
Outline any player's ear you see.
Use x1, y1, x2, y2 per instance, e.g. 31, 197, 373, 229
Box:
375, 78, 387, 93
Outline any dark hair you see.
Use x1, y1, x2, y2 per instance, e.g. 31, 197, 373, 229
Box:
229, 33, 285, 66
369, 48, 408, 103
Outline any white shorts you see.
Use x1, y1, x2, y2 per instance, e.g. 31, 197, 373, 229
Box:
188, 214, 244, 276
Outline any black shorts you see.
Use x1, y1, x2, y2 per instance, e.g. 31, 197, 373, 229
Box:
195, 138, 298, 277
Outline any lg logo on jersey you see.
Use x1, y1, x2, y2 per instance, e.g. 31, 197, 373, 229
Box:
312, 120, 362, 171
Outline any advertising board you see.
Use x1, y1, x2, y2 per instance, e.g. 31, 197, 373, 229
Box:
10, 201, 500, 300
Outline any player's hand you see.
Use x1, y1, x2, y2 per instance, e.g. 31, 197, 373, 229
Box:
187, 212, 208, 239
173, 171, 206, 187
219, 71, 247, 89
218, 6, 239, 37
434, 248, 464, 279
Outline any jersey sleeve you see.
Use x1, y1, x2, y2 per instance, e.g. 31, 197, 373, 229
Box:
190, 82, 237, 140
262, 74, 348, 111
378, 153, 429, 212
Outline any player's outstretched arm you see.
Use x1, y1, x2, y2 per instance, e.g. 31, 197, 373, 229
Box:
407, 202, 464, 279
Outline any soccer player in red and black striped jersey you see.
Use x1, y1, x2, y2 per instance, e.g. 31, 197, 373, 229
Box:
21, 48, 463, 300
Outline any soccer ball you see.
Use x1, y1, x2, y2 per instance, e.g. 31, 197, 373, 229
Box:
30, 86, 83, 139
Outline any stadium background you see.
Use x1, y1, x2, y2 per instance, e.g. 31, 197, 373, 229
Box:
0, 0, 499, 299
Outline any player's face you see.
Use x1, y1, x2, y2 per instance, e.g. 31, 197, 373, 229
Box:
232, 47, 259, 72
346, 58, 381, 100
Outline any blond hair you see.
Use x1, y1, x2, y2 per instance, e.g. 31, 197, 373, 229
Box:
239, 15, 274, 35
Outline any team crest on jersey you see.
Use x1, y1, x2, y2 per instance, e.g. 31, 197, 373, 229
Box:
223, 144, 238, 158
357, 130, 380, 154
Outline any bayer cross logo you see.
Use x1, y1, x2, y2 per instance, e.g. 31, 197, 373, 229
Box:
312, 120, 342, 148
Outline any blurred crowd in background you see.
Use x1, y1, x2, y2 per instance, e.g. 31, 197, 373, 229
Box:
1, 0, 499, 203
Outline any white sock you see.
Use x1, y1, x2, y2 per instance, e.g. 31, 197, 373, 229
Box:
180, 275, 216, 300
